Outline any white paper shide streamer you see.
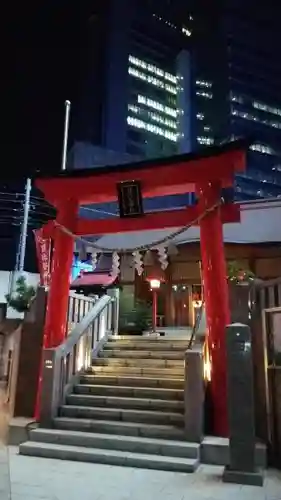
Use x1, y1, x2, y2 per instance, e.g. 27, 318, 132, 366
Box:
132, 251, 143, 276
157, 246, 168, 270
111, 252, 120, 276
92, 251, 98, 267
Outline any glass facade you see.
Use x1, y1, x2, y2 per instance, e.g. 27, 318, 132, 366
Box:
127, 55, 179, 157
222, 2, 281, 200
72, 0, 281, 202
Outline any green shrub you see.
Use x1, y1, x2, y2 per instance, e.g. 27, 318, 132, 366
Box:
5, 276, 36, 312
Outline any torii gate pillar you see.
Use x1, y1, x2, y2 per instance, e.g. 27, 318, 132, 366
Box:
44, 199, 78, 348
197, 181, 230, 436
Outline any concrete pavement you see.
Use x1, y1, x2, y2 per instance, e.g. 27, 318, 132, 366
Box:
0, 446, 280, 500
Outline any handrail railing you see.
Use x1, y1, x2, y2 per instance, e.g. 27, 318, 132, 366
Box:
251, 277, 281, 462
260, 306, 281, 466
67, 291, 98, 334
253, 278, 281, 312
39, 290, 119, 426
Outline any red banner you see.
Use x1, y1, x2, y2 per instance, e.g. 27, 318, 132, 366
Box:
33, 228, 51, 287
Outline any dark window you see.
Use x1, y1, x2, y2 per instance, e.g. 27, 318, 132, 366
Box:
127, 129, 143, 142
126, 143, 144, 155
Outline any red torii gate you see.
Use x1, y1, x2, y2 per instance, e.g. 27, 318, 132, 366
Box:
36, 140, 247, 437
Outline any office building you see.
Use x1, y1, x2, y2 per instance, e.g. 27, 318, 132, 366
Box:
70, 0, 195, 164
69, 0, 281, 202
221, 0, 281, 200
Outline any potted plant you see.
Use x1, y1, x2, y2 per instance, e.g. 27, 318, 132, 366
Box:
227, 261, 255, 285
5, 276, 37, 313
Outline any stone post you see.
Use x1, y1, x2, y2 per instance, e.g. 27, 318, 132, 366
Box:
184, 347, 204, 442
222, 323, 264, 486
107, 288, 120, 335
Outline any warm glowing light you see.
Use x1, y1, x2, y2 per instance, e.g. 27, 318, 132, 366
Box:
203, 342, 212, 382
150, 279, 161, 289
192, 299, 202, 308
77, 342, 85, 372
99, 313, 106, 339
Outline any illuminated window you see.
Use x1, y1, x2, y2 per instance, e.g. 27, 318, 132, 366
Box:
128, 105, 177, 129
250, 143, 275, 155
129, 55, 177, 84
231, 108, 281, 129
127, 116, 178, 142
128, 104, 139, 114
196, 91, 213, 99
129, 67, 177, 95
197, 136, 214, 145
152, 13, 178, 30
137, 95, 178, 118
253, 101, 281, 117
182, 26, 192, 37
196, 113, 204, 120
230, 92, 243, 104
196, 79, 212, 88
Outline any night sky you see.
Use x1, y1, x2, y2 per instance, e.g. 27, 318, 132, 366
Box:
1, 1, 93, 180
1, 1, 280, 181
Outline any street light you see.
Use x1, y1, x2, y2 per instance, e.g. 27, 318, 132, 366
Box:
148, 278, 161, 333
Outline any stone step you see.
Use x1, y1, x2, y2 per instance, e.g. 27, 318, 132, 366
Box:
54, 417, 186, 440
80, 374, 184, 389
74, 383, 184, 401
19, 441, 198, 473
27, 428, 199, 459
86, 366, 184, 379
99, 350, 185, 360
66, 394, 184, 412
92, 357, 184, 368
104, 341, 188, 351
108, 336, 189, 342
59, 405, 184, 426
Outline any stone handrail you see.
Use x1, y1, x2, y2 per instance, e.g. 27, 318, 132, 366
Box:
39, 290, 119, 426
60, 295, 112, 355
67, 291, 98, 332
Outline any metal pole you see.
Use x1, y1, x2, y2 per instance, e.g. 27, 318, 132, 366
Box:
152, 290, 157, 333
19, 177, 32, 273
61, 100, 71, 171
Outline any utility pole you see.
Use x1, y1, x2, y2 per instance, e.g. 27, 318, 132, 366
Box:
18, 177, 32, 272
17, 99, 71, 278
61, 100, 71, 171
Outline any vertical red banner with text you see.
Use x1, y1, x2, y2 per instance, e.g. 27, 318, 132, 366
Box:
33, 228, 51, 287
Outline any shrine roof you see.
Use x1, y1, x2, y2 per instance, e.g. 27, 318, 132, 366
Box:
71, 273, 116, 288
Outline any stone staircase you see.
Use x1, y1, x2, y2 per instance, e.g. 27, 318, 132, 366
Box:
20, 336, 200, 472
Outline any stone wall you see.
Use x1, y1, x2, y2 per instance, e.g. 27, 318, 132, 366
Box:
12, 288, 47, 418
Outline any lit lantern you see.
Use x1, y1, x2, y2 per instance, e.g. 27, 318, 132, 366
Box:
146, 275, 164, 334
150, 279, 161, 290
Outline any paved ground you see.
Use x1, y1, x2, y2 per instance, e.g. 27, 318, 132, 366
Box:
0, 446, 280, 500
